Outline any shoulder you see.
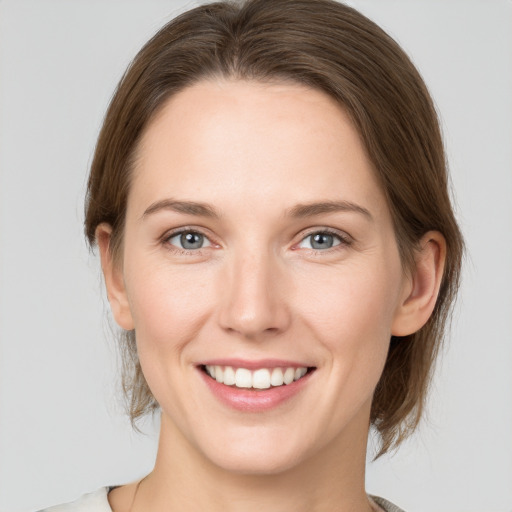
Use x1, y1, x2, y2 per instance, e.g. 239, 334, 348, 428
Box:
37, 488, 404, 512
370, 495, 406, 512
36, 488, 112, 512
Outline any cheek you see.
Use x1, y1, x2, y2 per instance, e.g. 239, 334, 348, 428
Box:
296, 258, 402, 373
124, 261, 216, 351
122, 262, 219, 414
300, 258, 400, 329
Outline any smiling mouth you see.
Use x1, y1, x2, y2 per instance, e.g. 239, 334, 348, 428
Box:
200, 365, 315, 390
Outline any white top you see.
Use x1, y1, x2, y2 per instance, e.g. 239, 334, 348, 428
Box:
38, 487, 404, 512
38, 488, 112, 512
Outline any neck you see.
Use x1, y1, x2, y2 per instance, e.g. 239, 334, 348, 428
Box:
134, 411, 373, 512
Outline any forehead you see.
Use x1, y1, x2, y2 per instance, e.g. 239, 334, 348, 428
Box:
129, 79, 387, 220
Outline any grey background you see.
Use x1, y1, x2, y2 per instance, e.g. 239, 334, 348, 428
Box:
0, 1, 511, 511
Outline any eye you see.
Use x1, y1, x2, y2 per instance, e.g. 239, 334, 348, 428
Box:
167, 230, 211, 250
298, 231, 345, 250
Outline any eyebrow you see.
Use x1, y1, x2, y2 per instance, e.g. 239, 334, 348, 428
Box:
142, 199, 221, 219
286, 200, 373, 220
141, 198, 372, 221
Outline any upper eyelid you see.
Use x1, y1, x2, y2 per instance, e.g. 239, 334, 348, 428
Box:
166, 230, 211, 242
298, 227, 352, 242
164, 226, 215, 240
302, 227, 347, 236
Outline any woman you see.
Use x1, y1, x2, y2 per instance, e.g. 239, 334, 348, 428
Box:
41, 0, 463, 510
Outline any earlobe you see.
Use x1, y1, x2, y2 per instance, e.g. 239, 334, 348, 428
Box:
391, 231, 446, 337
96, 223, 135, 331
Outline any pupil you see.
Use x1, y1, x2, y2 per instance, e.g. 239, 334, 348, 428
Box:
311, 233, 333, 249
181, 232, 203, 249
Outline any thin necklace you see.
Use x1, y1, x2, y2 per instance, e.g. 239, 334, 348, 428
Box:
128, 476, 377, 512
128, 475, 147, 512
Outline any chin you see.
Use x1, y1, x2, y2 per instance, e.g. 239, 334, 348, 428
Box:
195, 425, 312, 476
208, 448, 305, 476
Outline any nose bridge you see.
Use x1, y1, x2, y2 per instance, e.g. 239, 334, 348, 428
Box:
219, 243, 289, 338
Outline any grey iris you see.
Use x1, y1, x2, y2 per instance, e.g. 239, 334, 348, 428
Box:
311, 233, 334, 249
181, 232, 204, 249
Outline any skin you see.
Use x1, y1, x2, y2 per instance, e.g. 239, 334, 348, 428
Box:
98, 79, 445, 512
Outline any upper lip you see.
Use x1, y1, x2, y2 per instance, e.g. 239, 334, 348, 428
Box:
196, 358, 314, 370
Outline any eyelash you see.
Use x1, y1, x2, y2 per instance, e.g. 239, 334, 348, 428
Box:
162, 228, 213, 255
161, 227, 352, 256
296, 228, 352, 254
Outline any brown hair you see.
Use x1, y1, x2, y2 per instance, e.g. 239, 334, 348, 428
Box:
85, 0, 463, 456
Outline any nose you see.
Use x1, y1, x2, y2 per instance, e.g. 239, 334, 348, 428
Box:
218, 249, 291, 340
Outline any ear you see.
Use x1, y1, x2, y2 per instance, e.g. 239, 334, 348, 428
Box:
391, 231, 446, 336
96, 223, 135, 331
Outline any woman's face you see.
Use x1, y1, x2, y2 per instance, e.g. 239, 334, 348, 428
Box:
105, 79, 414, 473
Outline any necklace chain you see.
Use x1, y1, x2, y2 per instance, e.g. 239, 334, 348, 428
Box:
128, 476, 146, 512
126, 475, 378, 512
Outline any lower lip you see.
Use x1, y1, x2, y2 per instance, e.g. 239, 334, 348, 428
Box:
198, 369, 312, 412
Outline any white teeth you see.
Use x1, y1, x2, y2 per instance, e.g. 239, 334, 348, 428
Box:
223, 366, 236, 385
252, 369, 271, 389
294, 367, 307, 380
270, 368, 284, 387
204, 365, 309, 389
235, 368, 252, 388
283, 367, 295, 385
